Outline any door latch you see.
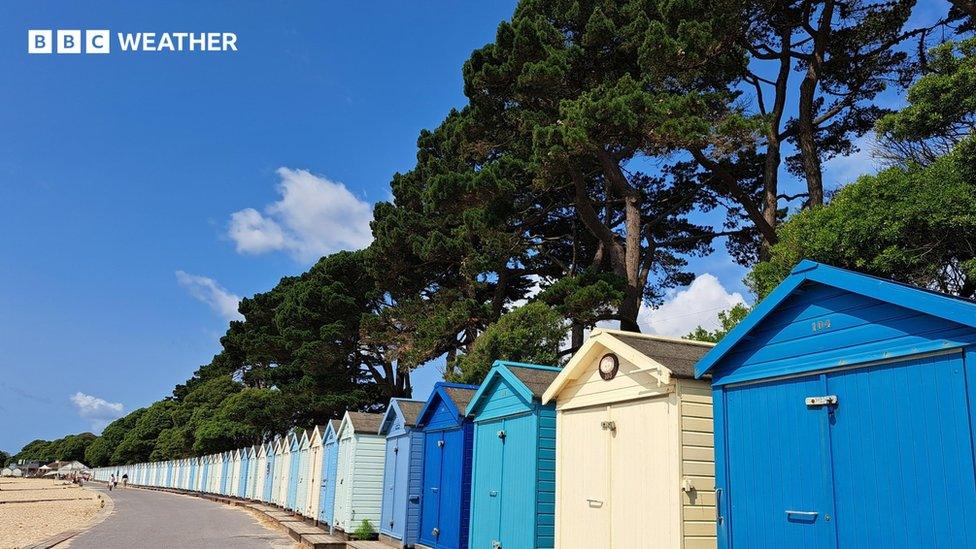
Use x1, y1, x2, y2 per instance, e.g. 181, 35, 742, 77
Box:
437, 440, 445, 448
805, 395, 838, 407
600, 421, 616, 432
492, 541, 502, 549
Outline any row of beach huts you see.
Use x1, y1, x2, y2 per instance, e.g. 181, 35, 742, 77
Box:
94, 261, 976, 548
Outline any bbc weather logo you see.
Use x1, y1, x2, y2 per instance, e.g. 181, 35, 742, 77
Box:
28, 30, 239, 54
29, 30, 110, 54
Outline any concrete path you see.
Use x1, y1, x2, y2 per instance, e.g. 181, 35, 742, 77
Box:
67, 486, 295, 549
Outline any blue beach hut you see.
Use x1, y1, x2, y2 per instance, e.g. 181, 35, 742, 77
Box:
220, 451, 231, 495
466, 361, 561, 549
263, 440, 276, 503
286, 431, 302, 510
696, 260, 976, 549
189, 457, 197, 491
238, 446, 250, 498
416, 382, 478, 549
378, 398, 426, 547
317, 420, 341, 526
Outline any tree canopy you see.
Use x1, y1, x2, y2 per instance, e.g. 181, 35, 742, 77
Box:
22, 0, 971, 466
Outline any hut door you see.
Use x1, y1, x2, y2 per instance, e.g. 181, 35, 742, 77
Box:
420, 432, 444, 546
558, 406, 610, 549
608, 398, 671, 549
725, 375, 835, 548
826, 353, 976, 547
472, 419, 504, 548
381, 437, 399, 534
498, 416, 535, 549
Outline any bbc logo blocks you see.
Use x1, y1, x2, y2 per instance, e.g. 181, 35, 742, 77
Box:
28, 30, 110, 54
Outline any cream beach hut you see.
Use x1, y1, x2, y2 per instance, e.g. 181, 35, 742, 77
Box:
332, 411, 386, 533
303, 425, 326, 519
275, 436, 290, 507
542, 329, 717, 549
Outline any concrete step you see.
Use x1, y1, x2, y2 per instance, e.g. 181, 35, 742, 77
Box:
301, 533, 346, 549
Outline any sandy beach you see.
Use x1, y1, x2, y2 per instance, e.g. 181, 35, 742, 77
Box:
0, 478, 103, 549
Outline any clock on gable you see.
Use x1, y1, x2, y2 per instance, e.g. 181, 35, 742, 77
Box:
598, 353, 619, 381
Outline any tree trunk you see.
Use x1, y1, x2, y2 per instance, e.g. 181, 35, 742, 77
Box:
797, 0, 835, 208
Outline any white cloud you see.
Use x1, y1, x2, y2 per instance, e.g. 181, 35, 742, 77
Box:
175, 271, 244, 321
823, 133, 880, 190
70, 392, 124, 433
228, 167, 373, 262
637, 273, 746, 337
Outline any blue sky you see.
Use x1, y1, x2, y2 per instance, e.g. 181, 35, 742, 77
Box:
0, 1, 948, 454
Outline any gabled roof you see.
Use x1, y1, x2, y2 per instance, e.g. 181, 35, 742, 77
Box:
340, 411, 385, 435
695, 260, 976, 378
379, 398, 427, 435
299, 428, 311, 449
416, 382, 479, 428
466, 361, 561, 416
542, 329, 714, 404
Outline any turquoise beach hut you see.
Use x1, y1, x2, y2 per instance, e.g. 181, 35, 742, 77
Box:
466, 361, 561, 549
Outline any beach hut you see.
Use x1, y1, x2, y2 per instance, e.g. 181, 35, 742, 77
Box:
332, 411, 386, 534
466, 361, 562, 549
166, 460, 174, 488
246, 446, 258, 499
264, 440, 278, 503
286, 431, 302, 510
240, 447, 252, 498
200, 455, 211, 492
317, 420, 341, 526
222, 451, 233, 495
255, 442, 269, 502
294, 429, 312, 513
695, 260, 976, 548
303, 425, 325, 519
541, 329, 716, 549
230, 449, 243, 497
415, 382, 478, 549
377, 398, 426, 548
274, 437, 289, 506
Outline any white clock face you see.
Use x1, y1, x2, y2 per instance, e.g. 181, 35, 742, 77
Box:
599, 353, 618, 380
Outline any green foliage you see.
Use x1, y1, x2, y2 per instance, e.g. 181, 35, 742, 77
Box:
0, 450, 10, 466
12, 433, 97, 464
748, 141, 976, 298
451, 301, 568, 384
685, 304, 751, 343
876, 37, 976, 165
354, 518, 375, 540
13, 439, 57, 463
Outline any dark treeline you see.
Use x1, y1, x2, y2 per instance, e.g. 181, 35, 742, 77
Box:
11, 1, 975, 467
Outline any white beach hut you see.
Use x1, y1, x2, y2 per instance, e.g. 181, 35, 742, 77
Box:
332, 411, 386, 533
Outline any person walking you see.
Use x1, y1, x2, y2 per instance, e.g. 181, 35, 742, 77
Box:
121, 473, 128, 489
109, 473, 115, 491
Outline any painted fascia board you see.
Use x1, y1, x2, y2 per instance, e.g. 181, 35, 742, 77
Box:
542, 330, 673, 404
466, 365, 533, 417
416, 382, 471, 427
541, 335, 602, 404
309, 425, 324, 447
300, 429, 311, 449
379, 399, 404, 436
324, 422, 337, 444
338, 412, 355, 439
695, 259, 976, 377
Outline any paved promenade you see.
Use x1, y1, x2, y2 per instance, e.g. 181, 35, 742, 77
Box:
68, 485, 295, 549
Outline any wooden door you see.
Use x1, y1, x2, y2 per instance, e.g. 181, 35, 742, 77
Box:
557, 405, 610, 549
608, 398, 674, 548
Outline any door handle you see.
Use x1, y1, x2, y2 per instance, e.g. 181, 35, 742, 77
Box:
786, 510, 818, 519
716, 488, 723, 525
586, 498, 604, 507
